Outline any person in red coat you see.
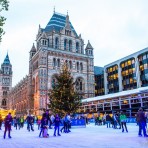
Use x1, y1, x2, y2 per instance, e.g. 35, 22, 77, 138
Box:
3, 113, 13, 139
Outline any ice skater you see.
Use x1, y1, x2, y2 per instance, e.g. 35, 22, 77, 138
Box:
120, 111, 128, 132
39, 117, 49, 138
3, 113, 13, 139
53, 114, 61, 136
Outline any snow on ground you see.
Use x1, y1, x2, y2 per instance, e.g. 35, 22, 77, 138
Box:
0, 123, 148, 148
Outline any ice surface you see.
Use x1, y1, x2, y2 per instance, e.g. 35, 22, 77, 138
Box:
0, 123, 148, 148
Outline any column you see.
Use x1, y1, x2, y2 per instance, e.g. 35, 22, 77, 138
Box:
135, 57, 141, 88
129, 99, 132, 118
104, 68, 108, 95
96, 105, 97, 112
110, 101, 112, 111
118, 63, 123, 92
119, 98, 121, 109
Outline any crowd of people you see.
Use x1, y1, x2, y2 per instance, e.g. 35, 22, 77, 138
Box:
94, 108, 148, 137
95, 111, 128, 132
0, 110, 72, 139
0, 107, 148, 139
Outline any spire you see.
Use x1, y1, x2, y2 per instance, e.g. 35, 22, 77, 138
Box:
65, 11, 71, 30
85, 40, 93, 50
30, 43, 36, 52
3, 52, 11, 65
53, 6, 55, 14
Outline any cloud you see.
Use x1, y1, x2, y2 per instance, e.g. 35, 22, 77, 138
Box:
1, 0, 148, 86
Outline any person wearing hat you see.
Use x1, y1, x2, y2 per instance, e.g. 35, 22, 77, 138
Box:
137, 108, 148, 137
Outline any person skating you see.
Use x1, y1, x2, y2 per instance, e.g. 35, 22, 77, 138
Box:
53, 114, 61, 136
120, 111, 128, 132
13, 116, 18, 130
39, 117, 49, 137
60, 114, 68, 133
20, 116, 24, 128
42, 110, 52, 128
0, 114, 3, 130
3, 113, 12, 139
106, 114, 112, 128
137, 108, 148, 137
26, 114, 34, 132
67, 113, 71, 132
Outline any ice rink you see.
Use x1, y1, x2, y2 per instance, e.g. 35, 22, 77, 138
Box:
0, 123, 148, 148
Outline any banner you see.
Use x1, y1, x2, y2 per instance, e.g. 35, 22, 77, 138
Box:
71, 119, 86, 127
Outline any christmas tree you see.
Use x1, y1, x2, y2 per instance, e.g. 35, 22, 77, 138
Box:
48, 63, 80, 116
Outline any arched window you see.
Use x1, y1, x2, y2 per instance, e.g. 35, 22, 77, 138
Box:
2, 99, 6, 106
65, 60, 68, 66
76, 42, 79, 53
3, 91, 7, 96
52, 78, 56, 88
57, 59, 60, 67
69, 61, 72, 69
53, 58, 56, 67
75, 78, 84, 91
77, 62, 79, 72
55, 37, 59, 49
64, 39, 67, 50
80, 63, 83, 72
69, 40, 72, 51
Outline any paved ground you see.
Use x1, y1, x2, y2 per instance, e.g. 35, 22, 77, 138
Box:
0, 123, 148, 148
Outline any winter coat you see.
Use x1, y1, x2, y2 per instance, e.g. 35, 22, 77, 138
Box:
106, 115, 112, 121
137, 111, 146, 122
42, 113, 51, 125
40, 119, 47, 128
26, 116, 33, 123
120, 114, 127, 122
4, 115, 12, 127
53, 116, 61, 126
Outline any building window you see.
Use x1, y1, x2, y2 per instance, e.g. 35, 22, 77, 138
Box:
69, 40, 72, 51
53, 58, 56, 67
80, 63, 83, 72
57, 59, 60, 67
76, 78, 84, 91
76, 42, 79, 53
64, 39, 67, 50
52, 78, 56, 88
77, 62, 79, 72
69, 61, 72, 69
55, 37, 59, 49
2, 99, 6, 106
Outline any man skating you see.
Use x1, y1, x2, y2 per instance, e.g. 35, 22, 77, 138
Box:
3, 113, 12, 139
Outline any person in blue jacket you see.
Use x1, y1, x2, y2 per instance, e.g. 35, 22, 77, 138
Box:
53, 114, 61, 136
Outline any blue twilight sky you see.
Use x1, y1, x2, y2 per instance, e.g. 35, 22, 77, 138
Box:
0, 0, 148, 86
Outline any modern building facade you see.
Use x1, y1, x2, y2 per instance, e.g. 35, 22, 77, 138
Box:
81, 47, 148, 116
0, 53, 12, 109
94, 66, 104, 96
104, 47, 148, 95
7, 11, 95, 115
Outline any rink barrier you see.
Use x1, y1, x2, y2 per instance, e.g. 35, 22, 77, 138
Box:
51, 119, 86, 128
88, 118, 139, 123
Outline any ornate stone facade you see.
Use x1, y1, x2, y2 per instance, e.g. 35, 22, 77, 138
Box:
7, 12, 95, 115
0, 53, 12, 109
7, 76, 30, 115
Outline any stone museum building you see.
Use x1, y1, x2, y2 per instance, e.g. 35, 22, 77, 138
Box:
7, 11, 95, 115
